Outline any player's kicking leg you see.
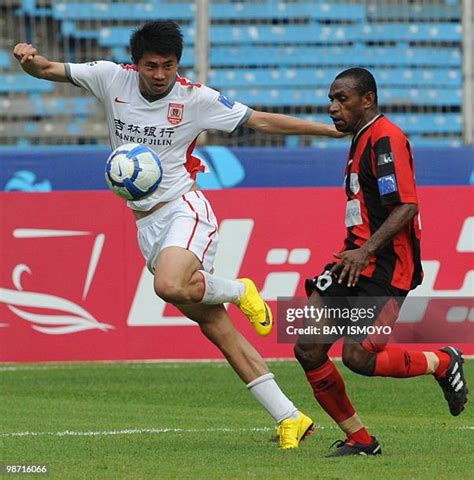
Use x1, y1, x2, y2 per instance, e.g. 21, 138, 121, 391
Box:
344, 342, 468, 417
435, 347, 468, 416
294, 338, 380, 457
154, 247, 272, 336
140, 192, 313, 447
176, 302, 315, 448
294, 280, 380, 457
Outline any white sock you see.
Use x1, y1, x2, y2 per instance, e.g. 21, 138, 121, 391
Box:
199, 271, 245, 304
246, 373, 299, 423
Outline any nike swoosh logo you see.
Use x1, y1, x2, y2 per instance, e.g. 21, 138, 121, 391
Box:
259, 304, 271, 327
118, 163, 122, 176
114, 97, 130, 104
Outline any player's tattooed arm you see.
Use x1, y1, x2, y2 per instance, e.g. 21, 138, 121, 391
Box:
331, 203, 418, 287
13, 43, 69, 82
245, 110, 345, 138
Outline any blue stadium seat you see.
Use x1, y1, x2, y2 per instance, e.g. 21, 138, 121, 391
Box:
307, 136, 463, 148
0, 50, 10, 69
210, 2, 365, 21
362, 23, 461, 42
61, 20, 100, 40
301, 113, 462, 135
218, 86, 460, 108
209, 45, 366, 67
405, 136, 463, 147
372, 68, 461, 87
358, 47, 461, 67
210, 24, 361, 45
0, 74, 54, 93
32, 97, 96, 116
202, 68, 335, 88
52, 2, 194, 21
305, 135, 463, 149
101, 24, 362, 48
367, 4, 461, 21
99, 25, 196, 47
207, 45, 461, 68
378, 87, 461, 106
18, 0, 52, 17
390, 113, 462, 134
11, 0, 464, 149
198, 67, 461, 89
0, 95, 98, 118
111, 46, 194, 67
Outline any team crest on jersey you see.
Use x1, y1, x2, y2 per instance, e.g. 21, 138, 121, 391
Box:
167, 103, 184, 125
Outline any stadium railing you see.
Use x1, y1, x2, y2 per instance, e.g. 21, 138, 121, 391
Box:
0, 0, 471, 146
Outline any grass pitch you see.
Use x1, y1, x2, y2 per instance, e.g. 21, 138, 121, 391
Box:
1, 359, 472, 480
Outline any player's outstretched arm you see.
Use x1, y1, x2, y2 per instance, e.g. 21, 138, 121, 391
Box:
13, 43, 69, 82
245, 110, 345, 138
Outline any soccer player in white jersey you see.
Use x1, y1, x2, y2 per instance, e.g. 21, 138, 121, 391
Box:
14, 20, 343, 449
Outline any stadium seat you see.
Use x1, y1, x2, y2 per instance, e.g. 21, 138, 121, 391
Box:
197, 67, 461, 89
99, 23, 362, 48
362, 23, 462, 42
301, 113, 462, 135
367, 3, 461, 21
307, 136, 463, 148
218, 86, 460, 108
208, 46, 366, 67
50, 1, 363, 22
404, 136, 464, 147
111, 46, 194, 67
210, 24, 361, 45
371, 68, 461, 88
206, 45, 461, 68
1, 119, 107, 142
209, 2, 365, 21
99, 25, 196, 47
0, 74, 54, 93
18, 0, 52, 17
390, 113, 463, 134
358, 47, 461, 68
61, 21, 100, 40
0, 96, 99, 118
52, 2, 195, 21
0, 50, 11, 70
8, 0, 465, 147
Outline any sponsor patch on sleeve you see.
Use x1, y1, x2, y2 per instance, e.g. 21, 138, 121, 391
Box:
378, 174, 398, 196
218, 94, 235, 109
377, 151, 394, 165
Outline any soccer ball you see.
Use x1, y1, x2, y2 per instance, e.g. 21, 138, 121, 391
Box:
105, 143, 163, 200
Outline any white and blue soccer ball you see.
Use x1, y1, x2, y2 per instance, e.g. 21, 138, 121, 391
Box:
105, 143, 163, 200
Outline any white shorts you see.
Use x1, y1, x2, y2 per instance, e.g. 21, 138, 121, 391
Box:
136, 191, 219, 274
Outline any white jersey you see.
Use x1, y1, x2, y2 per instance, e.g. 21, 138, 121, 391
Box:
66, 61, 250, 210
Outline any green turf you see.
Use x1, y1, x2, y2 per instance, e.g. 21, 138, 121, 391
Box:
1, 359, 472, 479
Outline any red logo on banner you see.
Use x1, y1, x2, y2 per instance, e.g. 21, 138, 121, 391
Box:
167, 103, 184, 125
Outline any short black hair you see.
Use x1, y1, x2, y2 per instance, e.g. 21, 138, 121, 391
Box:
335, 67, 378, 104
130, 20, 183, 63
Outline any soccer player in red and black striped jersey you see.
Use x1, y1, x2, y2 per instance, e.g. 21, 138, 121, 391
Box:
295, 68, 468, 457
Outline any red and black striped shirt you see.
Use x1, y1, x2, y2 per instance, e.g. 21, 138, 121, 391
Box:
342, 114, 423, 291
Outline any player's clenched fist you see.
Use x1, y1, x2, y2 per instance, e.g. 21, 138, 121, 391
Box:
13, 43, 37, 64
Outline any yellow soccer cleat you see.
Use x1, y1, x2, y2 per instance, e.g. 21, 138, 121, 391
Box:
237, 278, 273, 336
278, 411, 315, 449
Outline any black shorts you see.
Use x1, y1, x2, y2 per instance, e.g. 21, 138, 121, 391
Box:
305, 263, 408, 348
